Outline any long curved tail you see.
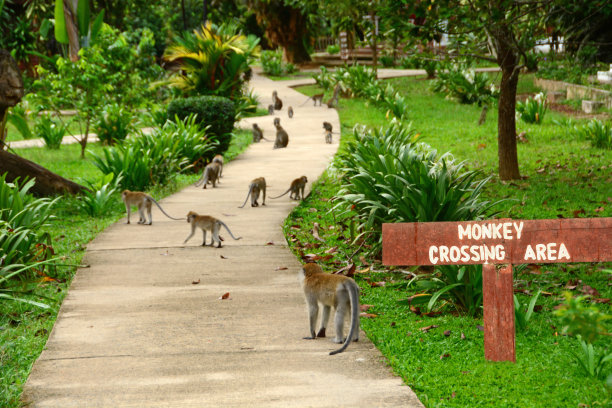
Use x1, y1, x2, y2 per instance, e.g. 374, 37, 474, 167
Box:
238, 186, 253, 208
218, 221, 242, 240
270, 188, 291, 199
148, 197, 184, 220
300, 96, 312, 106
194, 170, 206, 187
330, 280, 360, 355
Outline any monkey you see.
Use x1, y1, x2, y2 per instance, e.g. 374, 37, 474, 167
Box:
323, 121, 333, 133
268, 104, 274, 115
238, 177, 266, 208
270, 176, 307, 200
194, 161, 221, 189
325, 131, 332, 144
272, 90, 283, 110
300, 93, 324, 107
184, 211, 242, 247
121, 190, 183, 225
273, 122, 289, 149
288, 106, 294, 118
326, 84, 341, 109
212, 154, 224, 178
252, 123, 264, 143
273, 117, 280, 127
299, 262, 360, 355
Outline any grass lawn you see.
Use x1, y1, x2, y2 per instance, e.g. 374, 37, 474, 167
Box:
287, 74, 611, 407
0, 128, 252, 407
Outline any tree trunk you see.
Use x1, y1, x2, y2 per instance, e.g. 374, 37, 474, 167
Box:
63, 0, 80, 61
202, 0, 208, 25
249, 1, 311, 64
0, 150, 87, 196
0, 49, 24, 148
492, 25, 521, 180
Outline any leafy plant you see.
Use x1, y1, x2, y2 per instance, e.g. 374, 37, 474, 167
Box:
571, 335, 612, 378
514, 290, 542, 332
94, 103, 134, 145
554, 292, 610, 344
578, 118, 612, 150
432, 64, 499, 106
35, 114, 66, 149
167, 95, 236, 155
6, 104, 33, 139
260, 48, 296, 76
516, 92, 547, 124
163, 22, 260, 99
74, 173, 121, 217
326, 44, 340, 55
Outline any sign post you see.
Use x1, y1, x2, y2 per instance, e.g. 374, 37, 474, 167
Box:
382, 218, 612, 362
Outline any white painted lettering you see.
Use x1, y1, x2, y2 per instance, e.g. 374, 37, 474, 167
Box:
483, 245, 496, 262
503, 222, 513, 240
493, 223, 503, 239
460, 246, 470, 262
458, 224, 471, 240
482, 224, 492, 240
514, 222, 524, 239
472, 224, 482, 240
450, 246, 461, 262
558, 243, 570, 260
439, 246, 450, 263
495, 244, 505, 260
547, 243, 557, 260
524, 245, 536, 260
536, 244, 546, 260
429, 246, 439, 264
470, 246, 481, 262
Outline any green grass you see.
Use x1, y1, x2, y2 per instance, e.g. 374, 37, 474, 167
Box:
288, 74, 611, 407
5, 114, 85, 143
0, 129, 252, 407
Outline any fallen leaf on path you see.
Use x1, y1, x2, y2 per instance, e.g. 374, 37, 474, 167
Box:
334, 263, 355, 277
265, 241, 275, 246
219, 292, 230, 300
275, 266, 288, 271
192, 279, 200, 285
592, 298, 610, 304
324, 246, 338, 254
420, 324, 438, 333
360, 313, 377, 318
220, 255, 228, 259
369, 281, 386, 287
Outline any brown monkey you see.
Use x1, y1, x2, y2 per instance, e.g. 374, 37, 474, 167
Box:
268, 104, 275, 115
301, 93, 324, 107
270, 176, 307, 200
322, 121, 333, 133
252, 123, 264, 143
195, 161, 221, 189
212, 154, 224, 178
299, 263, 360, 355
288, 106, 294, 118
238, 177, 266, 208
326, 84, 341, 108
325, 132, 332, 144
272, 90, 283, 110
273, 122, 289, 149
184, 211, 242, 247
273, 117, 280, 127
121, 190, 183, 225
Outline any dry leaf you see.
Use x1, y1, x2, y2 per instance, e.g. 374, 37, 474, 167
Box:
334, 263, 355, 277
219, 292, 230, 300
312, 222, 325, 242
461, 332, 466, 340
265, 241, 275, 246
443, 330, 451, 337
360, 313, 377, 318
220, 255, 228, 259
360, 304, 374, 312
592, 298, 610, 304
275, 266, 288, 271
192, 279, 200, 285
420, 324, 438, 333
369, 281, 386, 288
324, 246, 338, 254
440, 353, 451, 360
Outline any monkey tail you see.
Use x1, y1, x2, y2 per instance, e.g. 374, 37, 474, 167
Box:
300, 97, 312, 107
238, 185, 253, 208
218, 221, 242, 240
269, 188, 291, 199
329, 280, 360, 356
194, 170, 205, 187
147, 197, 184, 221
201, 168, 210, 188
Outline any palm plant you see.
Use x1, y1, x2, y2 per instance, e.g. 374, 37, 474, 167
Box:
163, 22, 260, 99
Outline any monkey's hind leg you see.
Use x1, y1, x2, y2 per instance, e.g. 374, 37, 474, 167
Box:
137, 203, 147, 224
201, 230, 207, 246
317, 305, 331, 338
303, 298, 319, 340
213, 223, 222, 248
333, 303, 348, 344
145, 200, 153, 225
125, 204, 131, 224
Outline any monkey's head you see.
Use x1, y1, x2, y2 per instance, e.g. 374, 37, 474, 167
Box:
302, 176, 308, 183
302, 262, 324, 277
272, 90, 277, 97
186, 211, 198, 222
121, 190, 130, 197
252, 124, 259, 130
273, 118, 280, 127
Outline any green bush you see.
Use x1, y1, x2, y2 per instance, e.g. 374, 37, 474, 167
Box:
516, 92, 548, 124
432, 64, 498, 106
167, 95, 236, 155
35, 114, 66, 149
94, 103, 134, 145
326, 44, 340, 55
379, 55, 395, 67
74, 174, 122, 217
260, 48, 296, 76
578, 118, 612, 150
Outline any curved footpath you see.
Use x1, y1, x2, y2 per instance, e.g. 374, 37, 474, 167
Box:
22, 71, 424, 407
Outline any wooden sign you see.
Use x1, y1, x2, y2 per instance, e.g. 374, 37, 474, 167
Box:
382, 218, 612, 362
339, 31, 349, 61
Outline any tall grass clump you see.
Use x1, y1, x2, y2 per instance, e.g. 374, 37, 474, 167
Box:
516, 92, 547, 124
578, 118, 612, 150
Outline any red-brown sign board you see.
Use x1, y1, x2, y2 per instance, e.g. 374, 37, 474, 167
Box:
383, 218, 612, 266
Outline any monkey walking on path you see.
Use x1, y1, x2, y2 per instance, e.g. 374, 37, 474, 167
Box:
238, 177, 266, 208
121, 190, 184, 225
270, 176, 307, 200
183, 211, 242, 247
194, 162, 221, 189
299, 263, 360, 355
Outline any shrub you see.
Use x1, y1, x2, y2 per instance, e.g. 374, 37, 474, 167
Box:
326, 44, 340, 55
167, 95, 236, 155
379, 55, 395, 67
432, 64, 498, 106
74, 174, 122, 217
94, 103, 134, 145
35, 114, 66, 149
400, 55, 421, 69
578, 119, 612, 150
260, 48, 296, 76
516, 92, 547, 124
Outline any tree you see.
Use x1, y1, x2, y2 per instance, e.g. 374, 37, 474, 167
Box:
0, 49, 24, 147
410, 0, 552, 180
246, 0, 311, 63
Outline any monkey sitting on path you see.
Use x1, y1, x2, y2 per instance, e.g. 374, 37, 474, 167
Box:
183, 211, 242, 247
288, 106, 294, 118
270, 176, 307, 200
272, 90, 283, 110
121, 190, 183, 225
273, 122, 289, 149
268, 104, 274, 115
299, 262, 360, 355
238, 177, 266, 208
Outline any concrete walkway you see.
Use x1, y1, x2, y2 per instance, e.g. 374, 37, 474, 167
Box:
22, 72, 423, 407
